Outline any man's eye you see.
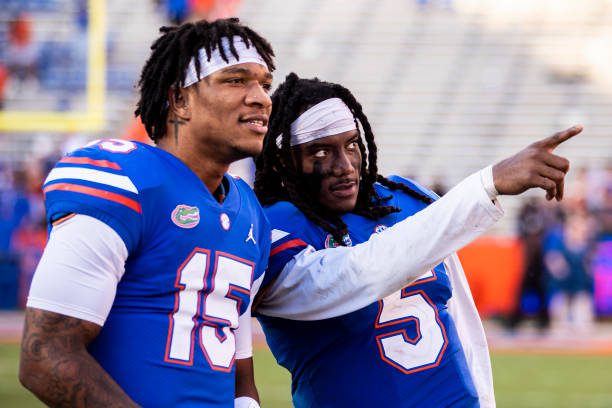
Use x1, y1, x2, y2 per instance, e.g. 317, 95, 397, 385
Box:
347, 141, 359, 150
313, 150, 328, 158
226, 78, 243, 84
262, 83, 273, 93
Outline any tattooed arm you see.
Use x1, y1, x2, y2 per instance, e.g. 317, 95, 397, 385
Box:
19, 308, 139, 408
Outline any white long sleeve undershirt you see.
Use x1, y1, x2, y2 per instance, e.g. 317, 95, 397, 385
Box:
27, 214, 258, 359
256, 167, 503, 320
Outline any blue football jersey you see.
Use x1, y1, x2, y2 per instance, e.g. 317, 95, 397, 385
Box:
257, 176, 479, 408
42, 139, 270, 407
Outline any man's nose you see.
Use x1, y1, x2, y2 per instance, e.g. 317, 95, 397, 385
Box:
245, 83, 272, 109
331, 149, 355, 177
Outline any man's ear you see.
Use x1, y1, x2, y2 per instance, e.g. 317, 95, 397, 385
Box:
168, 87, 191, 121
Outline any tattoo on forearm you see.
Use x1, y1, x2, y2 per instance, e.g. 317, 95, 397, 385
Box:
20, 309, 139, 407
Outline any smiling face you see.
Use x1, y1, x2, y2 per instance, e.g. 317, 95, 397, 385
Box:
185, 62, 273, 163
292, 129, 362, 213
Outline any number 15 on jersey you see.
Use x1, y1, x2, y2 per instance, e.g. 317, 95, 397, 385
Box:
164, 248, 254, 372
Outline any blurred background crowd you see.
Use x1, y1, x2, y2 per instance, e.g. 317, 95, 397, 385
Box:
0, 0, 611, 337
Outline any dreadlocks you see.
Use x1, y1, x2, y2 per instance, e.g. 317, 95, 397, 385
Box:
254, 73, 434, 245
135, 18, 275, 143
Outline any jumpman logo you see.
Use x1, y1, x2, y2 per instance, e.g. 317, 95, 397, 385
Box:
245, 224, 256, 244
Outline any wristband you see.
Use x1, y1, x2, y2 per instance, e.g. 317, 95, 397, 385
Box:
480, 165, 499, 199
235, 396, 260, 408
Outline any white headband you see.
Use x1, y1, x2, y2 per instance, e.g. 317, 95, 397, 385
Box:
183, 36, 267, 88
288, 98, 357, 146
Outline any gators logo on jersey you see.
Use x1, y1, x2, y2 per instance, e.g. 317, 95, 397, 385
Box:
325, 233, 352, 248
374, 224, 388, 234
171, 205, 200, 228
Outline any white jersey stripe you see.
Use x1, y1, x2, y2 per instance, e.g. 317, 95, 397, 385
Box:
271, 229, 290, 244
44, 167, 139, 194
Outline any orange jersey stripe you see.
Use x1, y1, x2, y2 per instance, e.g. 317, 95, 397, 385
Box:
51, 213, 76, 226
44, 183, 142, 214
270, 238, 307, 257
59, 156, 122, 170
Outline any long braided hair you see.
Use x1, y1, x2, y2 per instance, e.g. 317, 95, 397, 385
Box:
135, 18, 275, 143
254, 74, 433, 244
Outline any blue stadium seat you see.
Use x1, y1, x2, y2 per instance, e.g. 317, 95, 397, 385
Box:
0, 0, 58, 12
0, 253, 19, 309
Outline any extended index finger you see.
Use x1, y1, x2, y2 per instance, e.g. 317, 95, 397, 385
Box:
532, 124, 583, 151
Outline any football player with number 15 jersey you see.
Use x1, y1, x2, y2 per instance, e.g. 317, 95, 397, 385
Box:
20, 19, 276, 408
32, 139, 270, 405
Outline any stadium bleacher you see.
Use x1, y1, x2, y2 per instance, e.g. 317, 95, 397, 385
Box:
0, 0, 611, 234
242, 0, 612, 234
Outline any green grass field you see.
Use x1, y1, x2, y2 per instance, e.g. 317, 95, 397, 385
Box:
1, 342, 611, 407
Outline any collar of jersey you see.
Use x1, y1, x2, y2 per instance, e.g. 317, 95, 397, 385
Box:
151, 145, 241, 213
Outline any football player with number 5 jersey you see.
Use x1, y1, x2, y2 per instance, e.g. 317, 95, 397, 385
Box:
20, 19, 275, 407
253, 74, 582, 407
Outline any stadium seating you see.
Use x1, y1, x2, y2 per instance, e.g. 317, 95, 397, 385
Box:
1, 0, 611, 234
241, 0, 612, 234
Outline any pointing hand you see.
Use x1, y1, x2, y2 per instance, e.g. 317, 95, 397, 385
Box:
492, 125, 583, 201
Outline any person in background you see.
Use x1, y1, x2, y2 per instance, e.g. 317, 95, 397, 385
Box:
506, 197, 551, 332
544, 199, 597, 333
0, 64, 8, 109
5, 13, 38, 84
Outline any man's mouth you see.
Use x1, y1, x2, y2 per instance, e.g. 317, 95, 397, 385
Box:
240, 115, 268, 134
330, 180, 358, 197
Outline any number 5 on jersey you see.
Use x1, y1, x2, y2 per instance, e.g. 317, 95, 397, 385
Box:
164, 249, 254, 371
375, 288, 448, 374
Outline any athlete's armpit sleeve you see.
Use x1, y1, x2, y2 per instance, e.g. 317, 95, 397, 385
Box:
256, 168, 504, 320
234, 273, 264, 359
234, 311, 254, 359
27, 214, 127, 326
445, 254, 496, 408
